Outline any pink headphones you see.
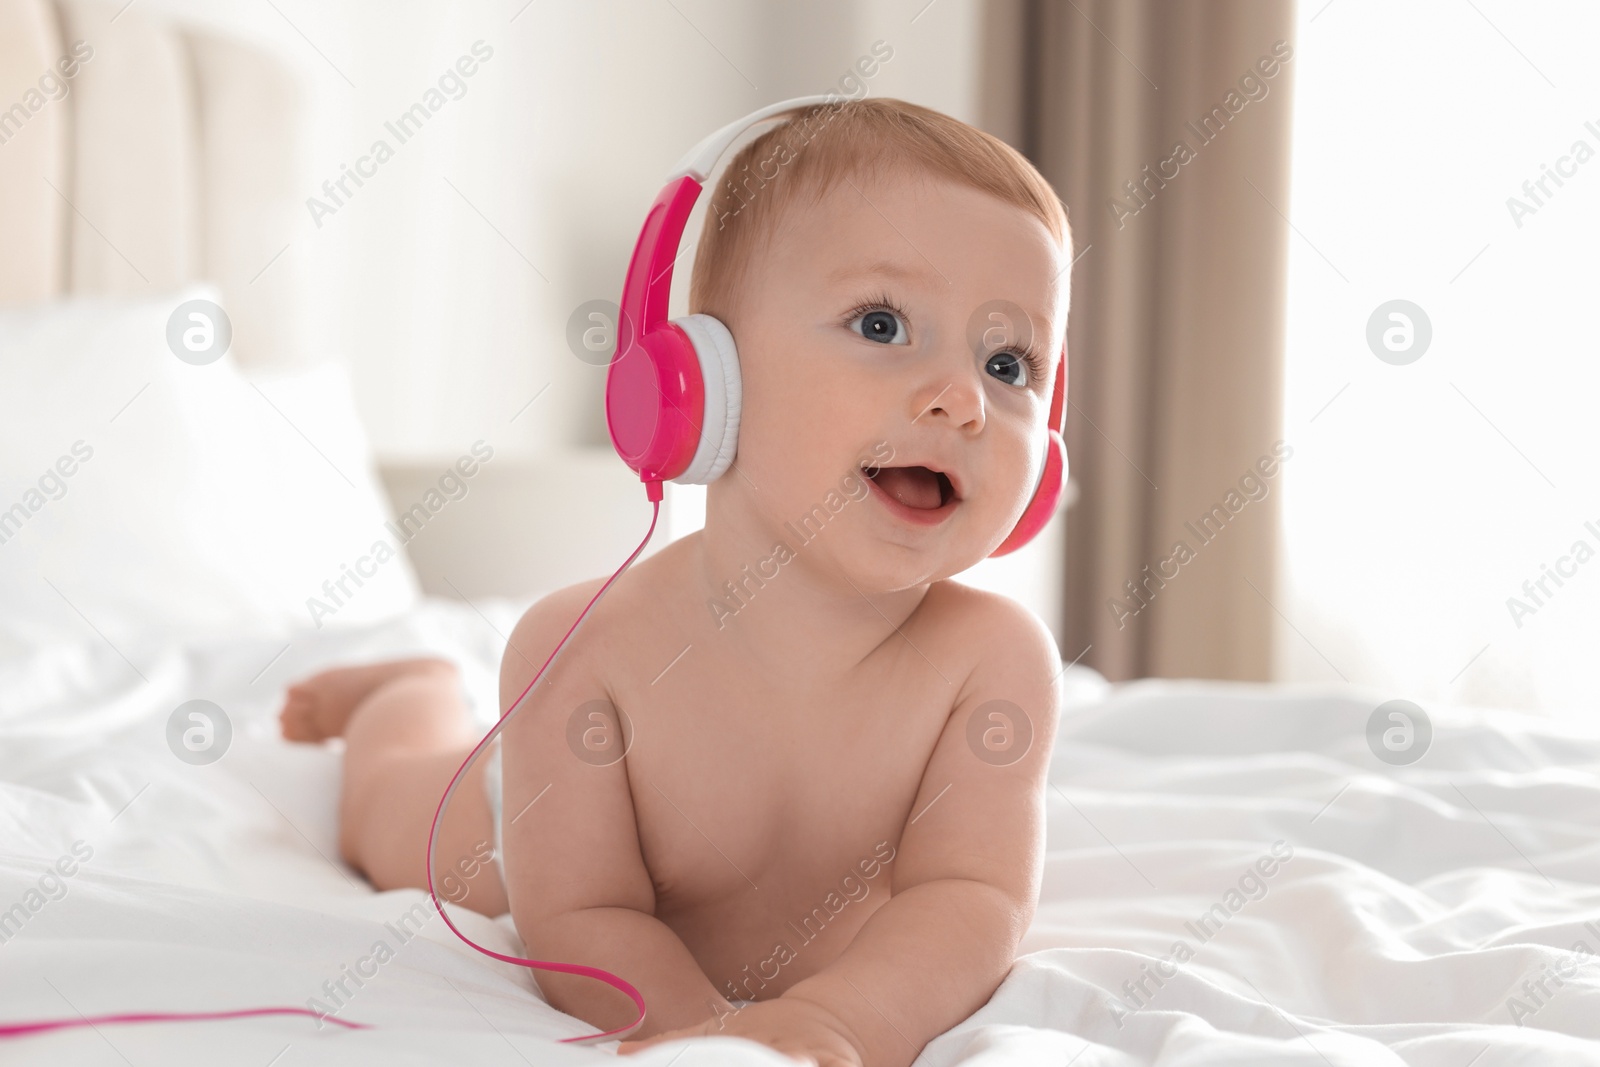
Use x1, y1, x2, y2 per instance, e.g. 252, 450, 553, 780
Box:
604, 95, 1067, 556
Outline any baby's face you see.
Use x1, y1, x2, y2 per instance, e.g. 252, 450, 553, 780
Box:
718, 171, 1069, 590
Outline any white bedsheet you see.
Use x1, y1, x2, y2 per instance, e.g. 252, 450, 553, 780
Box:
2, 597, 1597, 1065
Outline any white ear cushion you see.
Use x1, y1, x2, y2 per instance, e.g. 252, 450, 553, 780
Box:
671, 314, 742, 484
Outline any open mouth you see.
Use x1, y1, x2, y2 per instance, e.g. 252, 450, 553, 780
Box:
861, 463, 959, 523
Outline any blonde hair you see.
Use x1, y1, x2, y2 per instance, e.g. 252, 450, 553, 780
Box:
687, 97, 1071, 327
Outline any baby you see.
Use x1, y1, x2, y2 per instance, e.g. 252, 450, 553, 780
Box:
280, 98, 1071, 1067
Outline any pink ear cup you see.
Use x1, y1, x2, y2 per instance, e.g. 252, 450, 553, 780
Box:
605, 317, 705, 484
606, 176, 707, 486
605, 174, 744, 487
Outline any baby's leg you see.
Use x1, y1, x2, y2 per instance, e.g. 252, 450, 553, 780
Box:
279, 657, 508, 919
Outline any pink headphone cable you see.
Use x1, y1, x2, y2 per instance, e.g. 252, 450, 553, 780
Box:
0, 487, 663, 1045
420, 488, 660, 1044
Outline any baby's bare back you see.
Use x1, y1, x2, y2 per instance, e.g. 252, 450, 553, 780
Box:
497, 530, 988, 1006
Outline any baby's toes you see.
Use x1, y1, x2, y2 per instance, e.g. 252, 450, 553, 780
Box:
278, 688, 323, 741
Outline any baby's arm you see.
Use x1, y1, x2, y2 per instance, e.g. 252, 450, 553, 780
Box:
497, 587, 735, 1039
781, 595, 1062, 1067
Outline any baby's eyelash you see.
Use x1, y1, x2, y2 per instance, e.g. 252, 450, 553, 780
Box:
1012, 342, 1050, 386
841, 292, 912, 333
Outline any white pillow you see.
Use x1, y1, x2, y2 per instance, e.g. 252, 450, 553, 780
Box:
0, 289, 421, 658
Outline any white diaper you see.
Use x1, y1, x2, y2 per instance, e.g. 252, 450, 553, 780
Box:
482, 735, 504, 873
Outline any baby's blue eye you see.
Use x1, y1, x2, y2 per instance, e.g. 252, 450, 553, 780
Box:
986, 351, 1028, 388
850, 308, 909, 345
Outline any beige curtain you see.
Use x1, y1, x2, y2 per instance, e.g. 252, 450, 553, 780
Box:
981, 0, 1298, 682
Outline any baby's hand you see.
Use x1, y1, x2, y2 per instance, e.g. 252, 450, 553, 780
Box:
616, 996, 863, 1066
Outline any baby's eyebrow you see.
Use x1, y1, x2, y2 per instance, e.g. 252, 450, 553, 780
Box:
827, 259, 941, 288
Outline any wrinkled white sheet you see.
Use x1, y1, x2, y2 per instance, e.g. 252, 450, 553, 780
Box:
2, 597, 1597, 1065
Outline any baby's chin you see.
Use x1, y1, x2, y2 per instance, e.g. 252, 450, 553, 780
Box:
703, 469, 1012, 585
821, 514, 1003, 593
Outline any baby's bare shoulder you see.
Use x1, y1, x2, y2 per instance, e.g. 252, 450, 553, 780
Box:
508, 577, 607, 644
919, 580, 1062, 719
519, 576, 610, 623
499, 577, 615, 693
501, 558, 688, 695
921, 580, 1058, 656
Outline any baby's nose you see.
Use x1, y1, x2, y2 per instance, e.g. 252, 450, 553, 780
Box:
912, 375, 984, 430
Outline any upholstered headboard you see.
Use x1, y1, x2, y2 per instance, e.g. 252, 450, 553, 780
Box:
0, 0, 692, 606
0, 0, 310, 371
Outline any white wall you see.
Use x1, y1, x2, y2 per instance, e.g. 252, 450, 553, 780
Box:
124, 0, 991, 456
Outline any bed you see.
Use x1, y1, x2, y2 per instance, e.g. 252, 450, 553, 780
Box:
3, 1, 1599, 1064
4, 605, 1599, 1065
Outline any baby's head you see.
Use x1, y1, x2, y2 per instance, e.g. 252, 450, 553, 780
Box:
688, 98, 1071, 590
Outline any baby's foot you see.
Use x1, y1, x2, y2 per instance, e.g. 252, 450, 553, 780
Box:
278, 657, 456, 742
